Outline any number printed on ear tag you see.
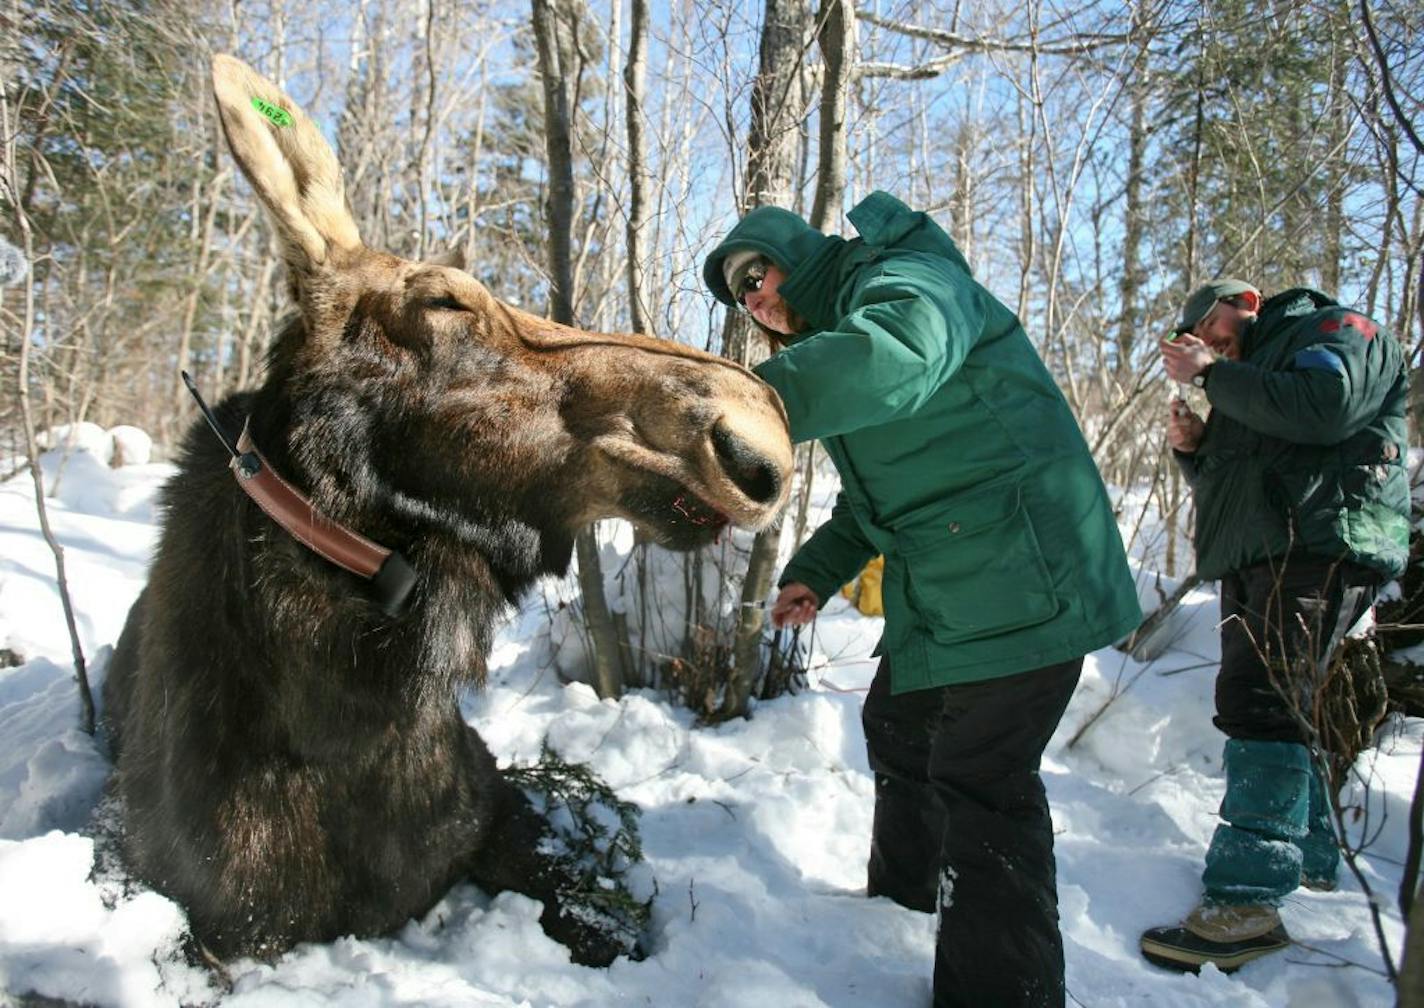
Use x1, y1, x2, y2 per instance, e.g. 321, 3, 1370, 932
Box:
251, 96, 293, 127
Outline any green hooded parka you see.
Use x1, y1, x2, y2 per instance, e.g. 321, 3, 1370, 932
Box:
1175, 288, 1409, 581
705, 192, 1142, 692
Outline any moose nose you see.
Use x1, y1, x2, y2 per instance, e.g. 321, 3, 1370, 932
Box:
711, 420, 784, 505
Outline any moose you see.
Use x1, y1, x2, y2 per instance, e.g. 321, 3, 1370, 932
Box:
103, 54, 792, 966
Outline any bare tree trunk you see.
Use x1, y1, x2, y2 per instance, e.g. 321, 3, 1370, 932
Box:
169, 166, 225, 446
1401, 871, 1424, 1008
1322, 87, 1346, 294
718, 0, 812, 720
724, 0, 810, 368
1166, 33, 1209, 581
532, 0, 577, 323
1115, 18, 1150, 387
606, 0, 655, 686
1015, 92, 1035, 323
532, 0, 628, 699
614, 0, 654, 686
783, 1, 852, 564
1399, 199, 1424, 440
1, 94, 94, 733
234, 248, 275, 394
809, 0, 853, 229
410, 0, 440, 261
622, 0, 650, 336
790, 440, 818, 549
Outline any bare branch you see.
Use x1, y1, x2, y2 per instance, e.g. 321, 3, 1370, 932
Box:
1359, 0, 1424, 158
857, 8, 1132, 57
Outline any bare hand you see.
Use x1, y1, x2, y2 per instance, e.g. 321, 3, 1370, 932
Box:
1159, 333, 1215, 384
770, 582, 820, 628
1167, 398, 1205, 453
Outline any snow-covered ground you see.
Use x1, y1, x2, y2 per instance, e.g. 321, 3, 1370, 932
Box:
0, 430, 1414, 1007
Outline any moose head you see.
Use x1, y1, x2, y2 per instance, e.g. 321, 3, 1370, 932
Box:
210, 54, 792, 577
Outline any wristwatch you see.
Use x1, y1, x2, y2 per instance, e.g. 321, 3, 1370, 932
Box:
1191, 364, 1213, 389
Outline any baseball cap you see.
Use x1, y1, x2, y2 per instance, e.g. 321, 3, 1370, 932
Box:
1175, 278, 1261, 333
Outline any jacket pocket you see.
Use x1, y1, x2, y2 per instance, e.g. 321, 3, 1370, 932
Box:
893, 482, 1061, 644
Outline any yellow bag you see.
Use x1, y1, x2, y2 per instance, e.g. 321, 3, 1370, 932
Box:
839, 555, 884, 616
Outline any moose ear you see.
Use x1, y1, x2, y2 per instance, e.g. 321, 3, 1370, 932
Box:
424, 248, 467, 272
210, 54, 361, 270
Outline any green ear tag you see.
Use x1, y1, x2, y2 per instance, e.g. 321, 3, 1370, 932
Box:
250, 96, 293, 127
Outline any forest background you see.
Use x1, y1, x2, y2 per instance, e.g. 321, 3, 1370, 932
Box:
1, 0, 1421, 707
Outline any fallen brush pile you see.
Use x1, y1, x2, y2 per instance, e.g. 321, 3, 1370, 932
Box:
506, 746, 653, 959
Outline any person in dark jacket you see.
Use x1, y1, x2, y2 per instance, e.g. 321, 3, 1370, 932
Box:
1140, 279, 1410, 973
704, 192, 1141, 1008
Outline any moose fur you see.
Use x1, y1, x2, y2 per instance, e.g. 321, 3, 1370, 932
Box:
102, 55, 792, 965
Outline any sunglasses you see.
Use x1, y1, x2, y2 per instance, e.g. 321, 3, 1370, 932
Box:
1176, 297, 1238, 337
732, 260, 771, 306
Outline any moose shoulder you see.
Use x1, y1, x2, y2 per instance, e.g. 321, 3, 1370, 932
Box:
103, 54, 792, 965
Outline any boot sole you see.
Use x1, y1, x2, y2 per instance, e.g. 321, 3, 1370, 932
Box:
1140, 927, 1290, 973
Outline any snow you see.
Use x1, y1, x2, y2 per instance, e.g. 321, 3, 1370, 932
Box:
0, 437, 1412, 1007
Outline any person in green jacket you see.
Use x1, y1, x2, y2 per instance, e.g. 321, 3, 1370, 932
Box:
704, 192, 1141, 1008
1140, 279, 1409, 974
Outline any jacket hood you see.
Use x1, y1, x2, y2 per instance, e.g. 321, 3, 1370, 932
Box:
703, 206, 837, 306
1242, 287, 1338, 357
702, 192, 974, 340
843, 191, 970, 273
775, 192, 976, 336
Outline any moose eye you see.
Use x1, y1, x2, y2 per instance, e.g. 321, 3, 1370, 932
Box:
426, 296, 466, 312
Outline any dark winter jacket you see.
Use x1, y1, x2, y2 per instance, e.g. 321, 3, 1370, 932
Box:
1175, 288, 1410, 581
705, 191, 1142, 692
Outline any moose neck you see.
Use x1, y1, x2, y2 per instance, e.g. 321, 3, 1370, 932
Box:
229, 419, 416, 617
237, 380, 567, 654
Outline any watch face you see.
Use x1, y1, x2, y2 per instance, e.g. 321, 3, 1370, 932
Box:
1192, 372, 1207, 388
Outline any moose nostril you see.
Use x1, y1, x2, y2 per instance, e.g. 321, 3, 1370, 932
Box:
711, 421, 782, 504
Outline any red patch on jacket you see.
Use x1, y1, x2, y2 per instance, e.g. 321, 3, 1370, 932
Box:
1318, 313, 1377, 340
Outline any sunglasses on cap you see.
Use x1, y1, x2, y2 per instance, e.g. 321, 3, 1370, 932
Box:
729, 258, 772, 307
1174, 297, 1243, 336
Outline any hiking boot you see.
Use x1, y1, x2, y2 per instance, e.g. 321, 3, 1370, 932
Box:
1140, 903, 1290, 973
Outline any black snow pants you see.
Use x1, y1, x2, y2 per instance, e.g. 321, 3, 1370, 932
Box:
1215, 555, 1381, 744
862, 656, 1082, 1008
